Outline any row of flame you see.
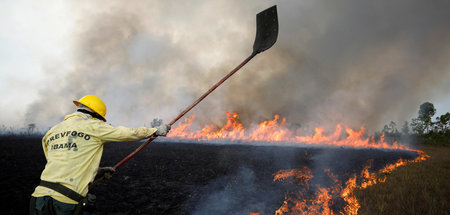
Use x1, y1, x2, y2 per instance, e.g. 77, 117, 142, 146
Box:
168, 112, 411, 151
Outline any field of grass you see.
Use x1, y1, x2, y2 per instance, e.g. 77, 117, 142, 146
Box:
355, 145, 450, 214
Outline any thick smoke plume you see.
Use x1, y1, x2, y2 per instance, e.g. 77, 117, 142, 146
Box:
26, 0, 450, 132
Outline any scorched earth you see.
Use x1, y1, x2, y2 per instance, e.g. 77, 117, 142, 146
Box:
1, 138, 422, 214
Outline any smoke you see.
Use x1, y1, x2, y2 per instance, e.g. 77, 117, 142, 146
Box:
189, 166, 278, 214
26, 0, 450, 132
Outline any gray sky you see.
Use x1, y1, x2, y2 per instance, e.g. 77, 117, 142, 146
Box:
1, 0, 449, 133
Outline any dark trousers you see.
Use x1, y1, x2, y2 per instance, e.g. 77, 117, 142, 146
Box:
29, 196, 77, 215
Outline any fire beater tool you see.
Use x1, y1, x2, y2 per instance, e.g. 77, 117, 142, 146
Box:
90, 5, 278, 190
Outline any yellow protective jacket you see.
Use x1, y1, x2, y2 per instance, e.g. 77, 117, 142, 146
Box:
32, 112, 157, 204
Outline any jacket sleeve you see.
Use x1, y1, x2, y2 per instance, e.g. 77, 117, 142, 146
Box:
92, 122, 158, 143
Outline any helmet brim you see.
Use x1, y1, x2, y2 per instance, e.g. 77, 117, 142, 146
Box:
73, 100, 81, 107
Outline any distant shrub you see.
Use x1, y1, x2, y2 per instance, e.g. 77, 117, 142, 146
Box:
0, 124, 44, 138
414, 131, 450, 146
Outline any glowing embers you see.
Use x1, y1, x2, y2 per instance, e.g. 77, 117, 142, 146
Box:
272, 150, 429, 215
273, 167, 342, 215
168, 112, 411, 150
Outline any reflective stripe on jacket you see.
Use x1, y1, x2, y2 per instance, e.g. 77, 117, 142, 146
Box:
32, 112, 157, 204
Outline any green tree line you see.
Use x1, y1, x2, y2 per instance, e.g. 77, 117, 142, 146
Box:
380, 102, 450, 145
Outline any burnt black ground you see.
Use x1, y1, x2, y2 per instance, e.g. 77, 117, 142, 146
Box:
0, 136, 417, 215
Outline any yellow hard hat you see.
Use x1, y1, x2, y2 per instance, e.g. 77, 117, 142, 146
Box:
73, 95, 107, 121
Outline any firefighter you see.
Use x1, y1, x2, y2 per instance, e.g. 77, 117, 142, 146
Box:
29, 95, 171, 215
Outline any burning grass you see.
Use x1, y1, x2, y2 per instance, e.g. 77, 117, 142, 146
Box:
167, 112, 412, 151
354, 145, 450, 214
166, 112, 434, 214
270, 150, 429, 214
2, 112, 439, 214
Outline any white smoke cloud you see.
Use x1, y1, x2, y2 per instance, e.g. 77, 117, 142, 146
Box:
24, 0, 450, 132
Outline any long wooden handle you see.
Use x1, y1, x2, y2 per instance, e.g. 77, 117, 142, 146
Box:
169, 53, 257, 126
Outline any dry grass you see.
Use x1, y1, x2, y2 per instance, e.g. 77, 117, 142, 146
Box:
355, 146, 450, 215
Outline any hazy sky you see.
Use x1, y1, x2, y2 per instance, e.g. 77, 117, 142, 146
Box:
1, 0, 449, 133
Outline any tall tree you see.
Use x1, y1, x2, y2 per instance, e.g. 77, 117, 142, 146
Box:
382, 121, 398, 134
401, 121, 410, 135
388, 121, 398, 134
28, 123, 36, 134
382, 124, 390, 134
411, 118, 425, 134
437, 112, 450, 131
418, 102, 436, 133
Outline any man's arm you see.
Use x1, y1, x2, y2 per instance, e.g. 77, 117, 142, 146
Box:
93, 122, 158, 142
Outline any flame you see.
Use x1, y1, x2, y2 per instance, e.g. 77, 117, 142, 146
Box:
273, 151, 429, 214
273, 168, 334, 215
168, 112, 412, 150
167, 112, 429, 214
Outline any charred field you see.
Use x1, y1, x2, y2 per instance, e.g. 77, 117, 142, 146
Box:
1, 136, 419, 215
